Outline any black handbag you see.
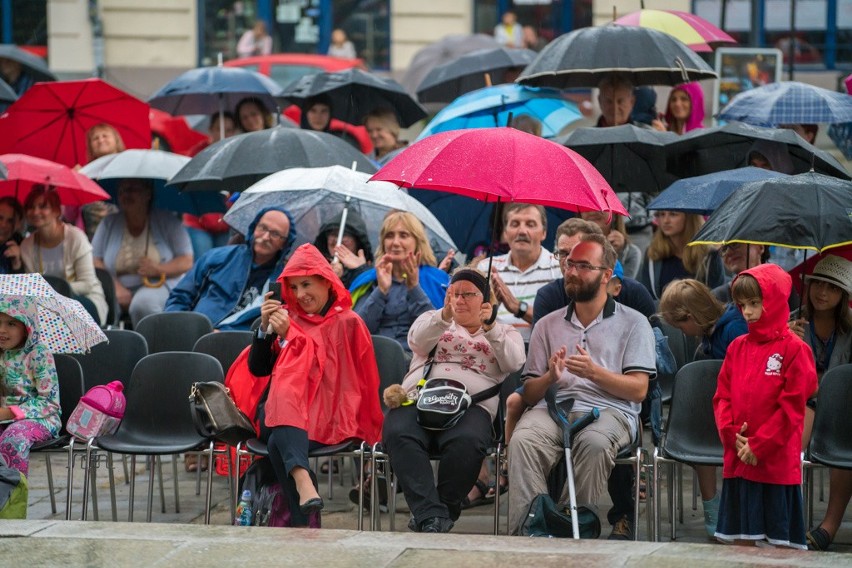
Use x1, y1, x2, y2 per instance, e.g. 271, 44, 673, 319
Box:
188, 382, 256, 445
414, 346, 501, 431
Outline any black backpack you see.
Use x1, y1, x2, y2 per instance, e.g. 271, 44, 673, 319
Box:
519, 493, 601, 539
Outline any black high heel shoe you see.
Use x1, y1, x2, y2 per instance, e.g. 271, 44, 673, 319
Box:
299, 497, 324, 515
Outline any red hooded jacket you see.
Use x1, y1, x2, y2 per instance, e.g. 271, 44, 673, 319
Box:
713, 263, 817, 485
225, 243, 384, 445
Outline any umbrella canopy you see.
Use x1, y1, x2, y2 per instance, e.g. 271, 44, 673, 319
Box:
557, 124, 679, 194
690, 172, 852, 253
647, 167, 788, 215
0, 77, 16, 104
516, 25, 718, 89
371, 127, 627, 215
280, 68, 427, 127
416, 47, 537, 104
400, 34, 502, 96
0, 78, 151, 168
0, 44, 57, 82
223, 166, 456, 256
788, 243, 852, 297
79, 149, 225, 215
613, 10, 736, 52
667, 122, 850, 180
718, 81, 852, 126
416, 84, 582, 140
0, 153, 110, 206
167, 126, 377, 193
149, 109, 208, 156
0, 273, 107, 354
148, 66, 285, 116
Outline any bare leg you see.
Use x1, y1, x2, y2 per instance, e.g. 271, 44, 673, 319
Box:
816, 468, 852, 539
504, 392, 525, 449
695, 465, 717, 501
802, 407, 814, 452
292, 466, 320, 506
464, 461, 490, 503
733, 539, 756, 547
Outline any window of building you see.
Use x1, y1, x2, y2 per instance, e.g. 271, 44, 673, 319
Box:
331, 0, 390, 69
202, 0, 261, 65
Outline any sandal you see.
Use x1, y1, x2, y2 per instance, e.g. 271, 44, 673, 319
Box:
461, 479, 490, 510
484, 477, 508, 501
807, 527, 832, 551
184, 454, 208, 473
320, 460, 339, 475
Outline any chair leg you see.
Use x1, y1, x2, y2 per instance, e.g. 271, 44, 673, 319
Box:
651, 449, 659, 542
128, 455, 136, 522
356, 443, 366, 531
233, 443, 243, 520
204, 442, 215, 525
633, 448, 642, 541
691, 468, 698, 511
65, 440, 76, 521
81, 443, 95, 521
492, 445, 502, 536
156, 456, 166, 513
107, 453, 117, 521
227, 446, 236, 523
172, 456, 180, 514
90, 460, 100, 521
122, 454, 129, 484
147, 456, 157, 522
195, 452, 202, 496
44, 455, 56, 514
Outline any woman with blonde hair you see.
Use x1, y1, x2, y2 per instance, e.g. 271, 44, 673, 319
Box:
658, 278, 748, 537
349, 211, 449, 351
365, 107, 407, 166
638, 211, 724, 301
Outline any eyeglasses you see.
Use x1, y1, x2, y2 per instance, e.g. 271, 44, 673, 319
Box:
452, 292, 482, 300
255, 223, 287, 242
719, 243, 744, 256
554, 249, 573, 261
563, 260, 608, 273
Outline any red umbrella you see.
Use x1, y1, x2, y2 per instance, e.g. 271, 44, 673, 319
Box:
0, 78, 150, 168
789, 244, 852, 298
149, 109, 207, 157
0, 153, 110, 206
371, 128, 626, 215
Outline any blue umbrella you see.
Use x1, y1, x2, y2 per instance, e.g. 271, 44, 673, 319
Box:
0, 77, 16, 104
416, 84, 582, 140
79, 149, 225, 216
148, 66, 285, 117
647, 167, 788, 215
719, 81, 852, 126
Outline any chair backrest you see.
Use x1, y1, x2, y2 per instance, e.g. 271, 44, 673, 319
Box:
54, 354, 86, 433
372, 335, 409, 411
134, 312, 214, 354
809, 364, 852, 469
44, 275, 73, 298
661, 359, 724, 465
118, 352, 223, 442
94, 267, 119, 327
71, 329, 148, 390
656, 320, 692, 404
193, 331, 253, 375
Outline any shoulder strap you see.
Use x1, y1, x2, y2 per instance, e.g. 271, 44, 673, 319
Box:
470, 382, 502, 404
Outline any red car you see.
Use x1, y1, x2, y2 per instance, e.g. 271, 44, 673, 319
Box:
225, 54, 373, 154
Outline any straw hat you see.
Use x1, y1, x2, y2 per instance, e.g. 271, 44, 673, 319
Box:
806, 255, 852, 295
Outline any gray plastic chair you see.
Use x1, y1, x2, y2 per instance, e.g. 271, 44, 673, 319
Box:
134, 312, 214, 353
193, 331, 253, 375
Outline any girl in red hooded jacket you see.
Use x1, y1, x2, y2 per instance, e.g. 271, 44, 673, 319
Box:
713, 263, 817, 548
244, 243, 384, 527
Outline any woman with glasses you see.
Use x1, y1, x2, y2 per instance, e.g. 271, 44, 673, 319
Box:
92, 179, 193, 327
638, 210, 724, 302
381, 267, 525, 533
349, 211, 450, 352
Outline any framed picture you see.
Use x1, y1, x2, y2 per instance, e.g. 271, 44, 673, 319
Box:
712, 47, 784, 125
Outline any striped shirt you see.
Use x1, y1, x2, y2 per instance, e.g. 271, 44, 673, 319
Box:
477, 249, 562, 341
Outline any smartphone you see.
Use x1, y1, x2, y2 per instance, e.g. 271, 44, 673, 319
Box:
269, 282, 282, 302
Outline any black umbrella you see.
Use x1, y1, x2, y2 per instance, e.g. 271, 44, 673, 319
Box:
516, 25, 717, 89
557, 125, 679, 194
167, 126, 377, 193
280, 68, 427, 127
0, 44, 57, 83
667, 122, 850, 180
0, 77, 16, 104
416, 47, 537, 104
691, 172, 852, 254
400, 34, 501, 96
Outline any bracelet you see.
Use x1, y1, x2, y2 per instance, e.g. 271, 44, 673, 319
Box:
143, 273, 166, 288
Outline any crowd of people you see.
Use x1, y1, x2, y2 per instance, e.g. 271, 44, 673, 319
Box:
0, 20, 850, 555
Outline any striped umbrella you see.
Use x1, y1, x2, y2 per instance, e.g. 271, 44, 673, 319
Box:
614, 9, 736, 53
719, 81, 852, 126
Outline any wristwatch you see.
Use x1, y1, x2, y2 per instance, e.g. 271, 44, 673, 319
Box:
515, 301, 529, 319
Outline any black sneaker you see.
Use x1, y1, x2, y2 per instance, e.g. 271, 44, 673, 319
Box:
607, 515, 634, 540
419, 516, 455, 533
408, 515, 419, 532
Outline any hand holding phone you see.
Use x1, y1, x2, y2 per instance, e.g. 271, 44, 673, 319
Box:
269, 281, 282, 302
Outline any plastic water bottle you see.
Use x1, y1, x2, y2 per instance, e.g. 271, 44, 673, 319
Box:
235, 489, 253, 526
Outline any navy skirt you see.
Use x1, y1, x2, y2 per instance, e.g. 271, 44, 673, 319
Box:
715, 478, 806, 549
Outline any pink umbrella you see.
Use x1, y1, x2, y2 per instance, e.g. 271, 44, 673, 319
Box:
789, 243, 852, 299
371, 128, 626, 215
614, 9, 736, 53
0, 153, 110, 206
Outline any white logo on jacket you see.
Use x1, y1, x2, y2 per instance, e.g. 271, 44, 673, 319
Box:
765, 353, 783, 376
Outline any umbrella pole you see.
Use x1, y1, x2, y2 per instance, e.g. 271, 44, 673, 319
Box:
799, 249, 808, 314
219, 95, 225, 142
332, 161, 359, 264
484, 196, 502, 325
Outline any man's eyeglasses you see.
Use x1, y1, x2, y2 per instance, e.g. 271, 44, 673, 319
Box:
452, 292, 482, 300
554, 249, 572, 261
255, 223, 287, 242
563, 260, 608, 273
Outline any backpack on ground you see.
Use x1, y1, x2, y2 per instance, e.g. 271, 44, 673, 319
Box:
66, 380, 126, 440
0, 455, 27, 519
520, 493, 601, 539
240, 457, 320, 528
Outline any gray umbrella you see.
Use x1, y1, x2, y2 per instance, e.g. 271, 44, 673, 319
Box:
667, 122, 850, 180
517, 25, 717, 89
416, 47, 538, 104
0, 77, 16, 104
0, 44, 56, 83
400, 34, 501, 95
167, 126, 377, 193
